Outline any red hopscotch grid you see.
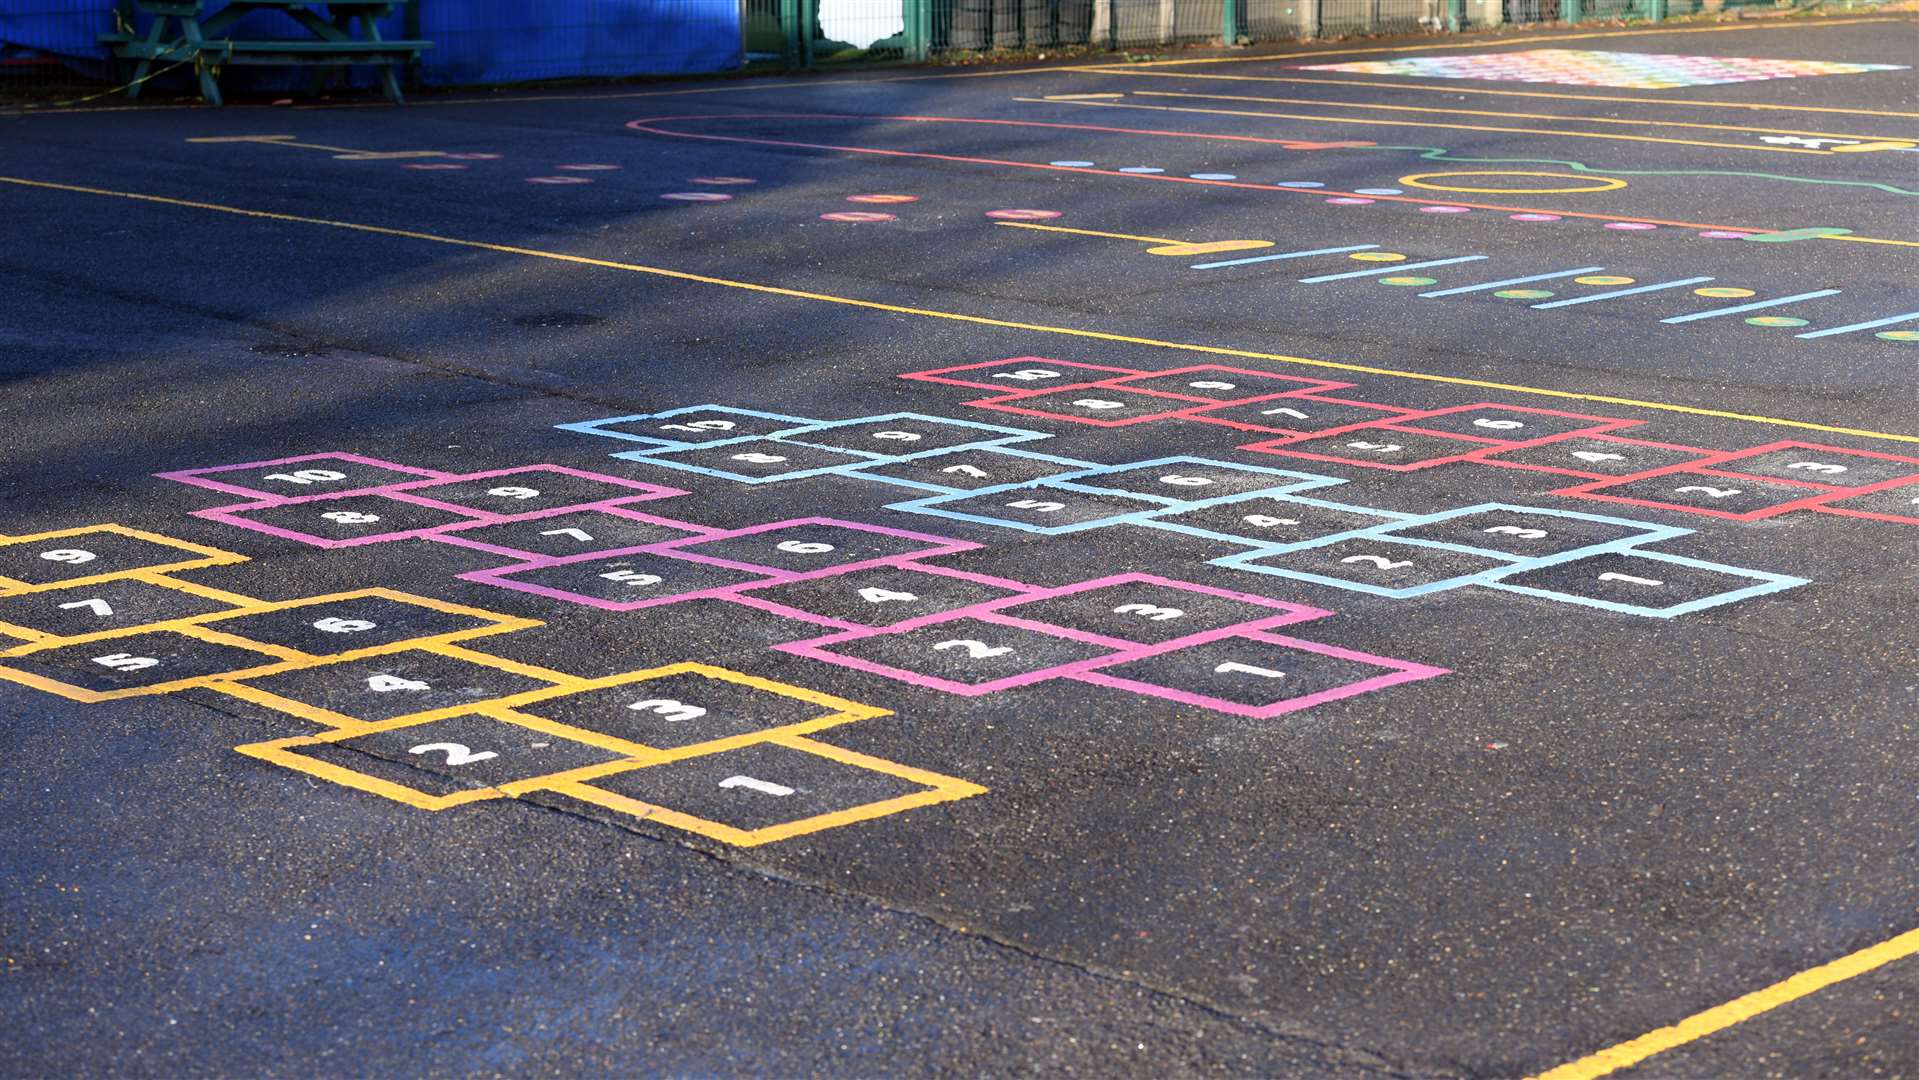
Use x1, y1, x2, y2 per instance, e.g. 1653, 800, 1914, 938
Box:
1559, 440, 1919, 522
1183, 394, 1427, 436
1813, 478, 1919, 526
1474, 431, 1726, 482
900, 357, 1150, 391
1240, 402, 1641, 472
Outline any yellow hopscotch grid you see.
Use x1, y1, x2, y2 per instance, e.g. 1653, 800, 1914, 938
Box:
0, 524, 249, 591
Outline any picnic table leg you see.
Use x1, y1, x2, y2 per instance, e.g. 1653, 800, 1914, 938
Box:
177, 15, 221, 104
127, 12, 171, 99
354, 10, 406, 104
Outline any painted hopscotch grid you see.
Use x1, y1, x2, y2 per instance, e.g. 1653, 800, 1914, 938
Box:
1296, 50, 1909, 89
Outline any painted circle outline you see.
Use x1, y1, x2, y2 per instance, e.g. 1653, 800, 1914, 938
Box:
1398, 170, 1628, 195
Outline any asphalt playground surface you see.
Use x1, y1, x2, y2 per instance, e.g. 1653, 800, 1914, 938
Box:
3, 12, 1918, 1077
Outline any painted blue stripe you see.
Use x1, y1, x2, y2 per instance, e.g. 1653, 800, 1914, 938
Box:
1416, 266, 1606, 298
1191, 243, 1378, 270
1298, 255, 1487, 283
1661, 289, 1842, 324
1794, 310, 1919, 339
1531, 277, 1715, 310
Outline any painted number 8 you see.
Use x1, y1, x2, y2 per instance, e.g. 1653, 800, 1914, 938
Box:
776, 541, 835, 554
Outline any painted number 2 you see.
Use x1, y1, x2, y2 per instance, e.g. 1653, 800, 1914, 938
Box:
409, 742, 498, 765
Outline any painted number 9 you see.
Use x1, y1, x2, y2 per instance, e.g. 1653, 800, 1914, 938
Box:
39, 549, 97, 565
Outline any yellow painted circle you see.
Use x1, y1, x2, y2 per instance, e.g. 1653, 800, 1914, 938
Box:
1350, 252, 1407, 262
1575, 275, 1636, 286
1695, 287, 1756, 298
1399, 170, 1628, 195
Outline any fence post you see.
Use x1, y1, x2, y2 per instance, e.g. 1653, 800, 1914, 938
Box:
1562, 0, 1581, 21
904, 0, 932, 58
1645, 0, 1665, 19
1223, 0, 1238, 42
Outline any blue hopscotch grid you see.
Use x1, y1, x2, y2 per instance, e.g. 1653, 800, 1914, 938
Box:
883, 457, 1350, 536
558, 407, 1055, 484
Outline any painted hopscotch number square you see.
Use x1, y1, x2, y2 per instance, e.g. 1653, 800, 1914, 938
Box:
1189, 396, 1417, 435
1081, 636, 1424, 712
1059, 459, 1323, 503
1711, 445, 1919, 489
990, 578, 1319, 646
197, 594, 514, 657
848, 448, 1095, 493
515, 672, 850, 750
663, 521, 960, 575
1144, 497, 1404, 546
1379, 508, 1670, 559
734, 565, 1028, 629
157, 453, 445, 500
1298, 50, 1909, 90
214, 494, 483, 546
901, 357, 1145, 391
1396, 405, 1626, 443
1479, 436, 1718, 478
568, 741, 946, 841
276, 714, 636, 804
0, 529, 239, 587
901, 487, 1162, 533
974, 386, 1205, 426
433, 510, 709, 559
569, 407, 816, 446
781, 416, 1037, 456
1229, 538, 1515, 595
1488, 552, 1801, 617
1100, 366, 1334, 403
478, 552, 776, 609
794, 616, 1118, 691
1244, 429, 1495, 470
0, 577, 252, 640
0, 629, 287, 700
620, 439, 875, 483
1817, 480, 1919, 525
231, 650, 563, 725
1572, 473, 1830, 518
391, 467, 677, 516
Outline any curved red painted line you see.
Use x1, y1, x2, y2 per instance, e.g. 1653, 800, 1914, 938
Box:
625, 112, 1782, 235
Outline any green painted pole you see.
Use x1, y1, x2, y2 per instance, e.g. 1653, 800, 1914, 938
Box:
1562, 0, 1581, 22
1223, 0, 1238, 43
780, 0, 801, 67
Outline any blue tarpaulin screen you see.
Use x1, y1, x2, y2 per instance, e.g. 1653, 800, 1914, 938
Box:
0, 1, 744, 82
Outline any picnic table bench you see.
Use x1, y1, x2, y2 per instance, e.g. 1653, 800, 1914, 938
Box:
101, 0, 430, 106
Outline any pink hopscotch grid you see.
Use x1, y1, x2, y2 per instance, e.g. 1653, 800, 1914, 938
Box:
1241, 402, 1638, 472
775, 573, 1343, 697
154, 452, 455, 500
722, 561, 1043, 633
428, 505, 725, 560
462, 518, 980, 612
376, 464, 687, 515
1071, 629, 1451, 720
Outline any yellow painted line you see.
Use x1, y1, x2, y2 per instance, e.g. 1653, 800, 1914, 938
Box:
2, 174, 1913, 444
1072, 68, 1919, 121
1122, 15, 1913, 66
1822, 233, 1919, 249
995, 221, 1271, 255
1829, 140, 1919, 153
996, 221, 1184, 244
1015, 95, 1833, 154
1535, 924, 1919, 1080
185, 134, 446, 160
1120, 89, 1906, 143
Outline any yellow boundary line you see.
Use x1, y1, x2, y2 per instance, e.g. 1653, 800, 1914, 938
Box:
1535, 924, 1919, 1079
2, 174, 1913, 444
1073, 68, 1919, 120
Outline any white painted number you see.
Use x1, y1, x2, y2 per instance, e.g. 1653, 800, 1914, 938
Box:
991, 368, 1061, 381
1341, 554, 1414, 570
487, 486, 541, 500
858, 587, 918, 604
313, 617, 377, 634
409, 742, 498, 765
1244, 514, 1300, 528
58, 599, 113, 617
776, 541, 834, 554
1260, 407, 1310, 420
731, 452, 788, 464
942, 464, 990, 479
719, 775, 795, 796
263, 469, 346, 485
1157, 474, 1214, 487
932, 638, 1013, 659
1214, 661, 1285, 679
1072, 398, 1125, 411
601, 569, 662, 585
540, 527, 595, 542
1345, 441, 1401, 453
1675, 485, 1741, 499
660, 419, 737, 432
366, 674, 430, 692
1598, 572, 1664, 587
1007, 499, 1064, 512
628, 698, 708, 723
1113, 602, 1184, 621
39, 549, 97, 565
1473, 419, 1526, 431
1187, 380, 1237, 390
321, 511, 381, 524
93, 653, 158, 671
1786, 461, 1848, 475
872, 431, 921, 442
1572, 451, 1627, 463
1484, 525, 1548, 539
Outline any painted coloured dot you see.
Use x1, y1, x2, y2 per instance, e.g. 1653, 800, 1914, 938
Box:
986, 208, 1061, 220
1381, 276, 1437, 286
847, 194, 919, 204
1420, 205, 1471, 214
1876, 330, 1919, 342
1049, 160, 1096, 167
1119, 166, 1165, 174
528, 176, 593, 185
691, 176, 756, 185
1495, 289, 1555, 299
1747, 316, 1810, 327
1190, 172, 1238, 180
661, 191, 730, 201
1326, 197, 1375, 205
1510, 213, 1561, 222
445, 152, 502, 160
821, 211, 895, 222
1277, 181, 1325, 188
1695, 287, 1756, 298
1350, 252, 1407, 262
1605, 222, 1658, 231
1354, 187, 1404, 195
1698, 229, 1752, 239
1576, 275, 1634, 286
557, 163, 621, 171
404, 163, 468, 170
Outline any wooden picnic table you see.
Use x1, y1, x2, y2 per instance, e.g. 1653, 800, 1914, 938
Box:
102, 0, 430, 105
